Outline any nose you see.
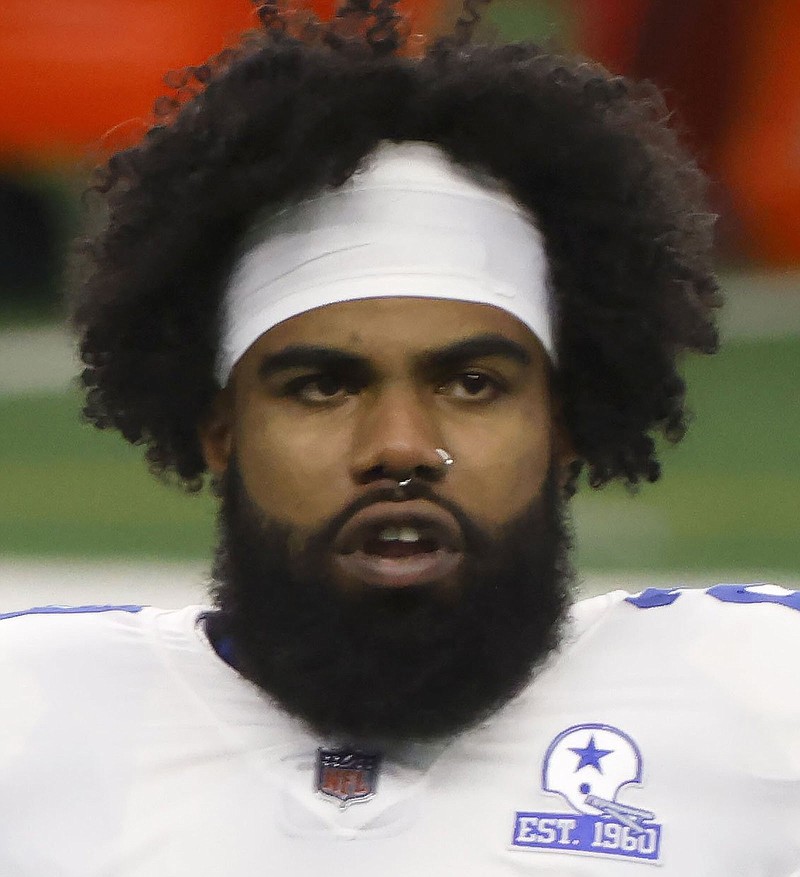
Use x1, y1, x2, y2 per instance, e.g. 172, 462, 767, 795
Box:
350, 384, 448, 487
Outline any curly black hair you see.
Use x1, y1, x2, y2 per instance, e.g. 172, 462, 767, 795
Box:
71, 0, 720, 493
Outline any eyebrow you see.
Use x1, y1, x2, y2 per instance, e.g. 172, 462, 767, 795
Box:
258, 346, 367, 380
423, 334, 532, 372
257, 332, 532, 380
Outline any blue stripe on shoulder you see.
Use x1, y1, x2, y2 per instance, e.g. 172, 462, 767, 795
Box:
0, 604, 144, 622
626, 585, 800, 612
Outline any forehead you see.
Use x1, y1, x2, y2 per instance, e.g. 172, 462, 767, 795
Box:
242, 297, 544, 362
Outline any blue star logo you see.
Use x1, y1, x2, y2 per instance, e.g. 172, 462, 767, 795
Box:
569, 735, 614, 773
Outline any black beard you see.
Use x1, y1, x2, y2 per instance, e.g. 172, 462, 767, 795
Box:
208, 459, 573, 743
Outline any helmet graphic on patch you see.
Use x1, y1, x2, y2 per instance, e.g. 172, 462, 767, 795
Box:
542, 723, 643, 815
511, 722, 661, 862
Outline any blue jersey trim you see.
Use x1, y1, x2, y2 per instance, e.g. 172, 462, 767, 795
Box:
0, 604, 144, 622
198, 610, 239, 670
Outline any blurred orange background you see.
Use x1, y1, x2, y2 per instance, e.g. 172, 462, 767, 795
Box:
1, 0, 799, 264
0, 0, 438, 159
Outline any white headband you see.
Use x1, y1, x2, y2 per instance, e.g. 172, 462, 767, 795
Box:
217, 141, 555, 384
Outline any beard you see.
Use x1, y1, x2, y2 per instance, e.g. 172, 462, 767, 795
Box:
208, 457, 573, 743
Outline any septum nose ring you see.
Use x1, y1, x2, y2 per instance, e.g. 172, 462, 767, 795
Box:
396, 449, 454, 488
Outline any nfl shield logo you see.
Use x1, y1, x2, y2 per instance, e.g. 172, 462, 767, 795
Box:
316, 748, 382, 809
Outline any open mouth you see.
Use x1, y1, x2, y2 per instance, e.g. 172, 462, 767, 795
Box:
332, 504, 464, 588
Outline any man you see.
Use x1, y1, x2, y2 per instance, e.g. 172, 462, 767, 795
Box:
2, 2, 798, 874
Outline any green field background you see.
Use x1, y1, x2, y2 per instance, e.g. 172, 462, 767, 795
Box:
2, 335, 797, 575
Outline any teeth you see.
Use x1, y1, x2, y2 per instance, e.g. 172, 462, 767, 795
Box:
377, 526, 421, 543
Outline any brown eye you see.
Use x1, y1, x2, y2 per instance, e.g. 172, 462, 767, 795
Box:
460, 373, 490, 395
440, 372, 504, 401
307, 376, 342, 399
285, 374, 352, 404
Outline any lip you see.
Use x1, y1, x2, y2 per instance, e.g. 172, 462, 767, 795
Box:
334, 500, 464, 556
332, 500, 465, 589
333, 548, 463, 589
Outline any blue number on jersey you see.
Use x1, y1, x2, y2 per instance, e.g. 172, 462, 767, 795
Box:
626, 585, 800, 612
625, 588, 682, 608
706, 584, 800, 612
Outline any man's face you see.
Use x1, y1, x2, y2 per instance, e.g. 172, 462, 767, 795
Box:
201, 298, 574, 740
206, 297, 561, 568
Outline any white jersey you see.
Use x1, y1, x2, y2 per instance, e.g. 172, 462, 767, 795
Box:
0, 584, 798, 876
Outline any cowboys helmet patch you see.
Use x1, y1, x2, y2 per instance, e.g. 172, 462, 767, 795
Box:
511, 723, 662, 863
316, 748, 382, 809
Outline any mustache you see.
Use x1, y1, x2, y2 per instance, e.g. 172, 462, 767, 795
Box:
299, 479, 495, 560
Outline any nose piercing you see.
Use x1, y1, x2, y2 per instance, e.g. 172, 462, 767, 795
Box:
395, 449, 454, 490
436, 448, 454, 467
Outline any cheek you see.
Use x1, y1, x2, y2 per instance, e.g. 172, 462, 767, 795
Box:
234, 403, 349, 527
453, 406, 552, 525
